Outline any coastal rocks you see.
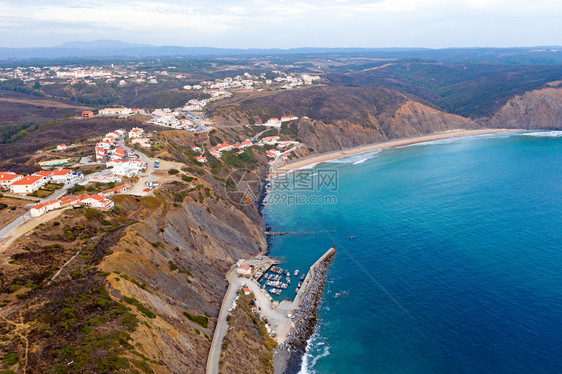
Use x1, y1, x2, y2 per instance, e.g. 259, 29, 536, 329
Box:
274, 250, 335, 374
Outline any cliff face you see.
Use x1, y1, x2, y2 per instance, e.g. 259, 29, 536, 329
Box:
487, 88, 562, 129
97, 187, 267, 373
384, 101, 479, 139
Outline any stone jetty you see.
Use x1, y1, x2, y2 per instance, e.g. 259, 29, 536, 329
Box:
273, 247, 335, 374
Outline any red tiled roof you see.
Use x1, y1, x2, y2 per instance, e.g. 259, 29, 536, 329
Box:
52, 169, 72, 176
0, 172, 21, 182
11, 175, 44, 186
33, 171, 53, 177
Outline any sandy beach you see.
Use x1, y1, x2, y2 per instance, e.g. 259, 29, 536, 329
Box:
271, 128, 515, 176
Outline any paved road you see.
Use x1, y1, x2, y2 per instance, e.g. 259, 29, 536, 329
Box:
206, 266, 239, 374
0, 212, 30, 239
118, 139, 157, 195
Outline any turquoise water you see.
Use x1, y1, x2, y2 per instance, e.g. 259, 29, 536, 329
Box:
262, 131, 562, 374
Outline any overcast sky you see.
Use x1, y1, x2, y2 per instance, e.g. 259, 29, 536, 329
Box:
1, 0, 561, 48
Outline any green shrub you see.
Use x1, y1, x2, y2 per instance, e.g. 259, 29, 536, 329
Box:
183, 312, 209, 328
2, 352, 19, 366
133, 359, 154, 374
168, 261, 178, 271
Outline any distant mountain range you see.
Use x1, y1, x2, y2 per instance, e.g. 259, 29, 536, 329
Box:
1, 40, 562, 64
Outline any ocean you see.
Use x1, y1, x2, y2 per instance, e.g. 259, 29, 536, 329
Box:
262, 131, 562, 374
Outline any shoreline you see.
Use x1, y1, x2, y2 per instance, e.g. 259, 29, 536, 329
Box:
270, 128, 515, 177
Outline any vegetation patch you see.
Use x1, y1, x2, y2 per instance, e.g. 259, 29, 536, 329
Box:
183, 312, 209, 328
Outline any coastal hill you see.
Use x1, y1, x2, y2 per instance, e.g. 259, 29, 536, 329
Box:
0, 54, 561, 373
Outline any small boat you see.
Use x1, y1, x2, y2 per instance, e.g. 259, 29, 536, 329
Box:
294, 270, 299, 276
300, 275, 305, 282
286, 277, 291, 284
347, 236, 356, 239
295, 288, 299, 294
284, 270, 290, 276
297, 282, 301, 288
335, 291, 349, 298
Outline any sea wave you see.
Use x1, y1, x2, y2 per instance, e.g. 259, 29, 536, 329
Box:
521, 130, 562, 137
298, 331, 330, 374
392, 132, 517, 149
327, 150, 381, 165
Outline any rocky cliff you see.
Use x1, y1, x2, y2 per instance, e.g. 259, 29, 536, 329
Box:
487, 88, 562, 129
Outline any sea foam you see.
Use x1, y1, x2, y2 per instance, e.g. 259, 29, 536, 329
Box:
327, 150, 381, 165
522, 130, 562, 137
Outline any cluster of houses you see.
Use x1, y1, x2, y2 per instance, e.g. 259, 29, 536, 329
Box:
0, 169, 83, 194
95, 129, 126, 160
87, 105, 209, 133
30, 193, 116, 217
0, 62, 322, 98
31, 184, 129, 217
183, 71, 321, 92
149, 108, 201, 131
0, 64, 172, 87
94, 129, 147, 177
207, 135, 297, 165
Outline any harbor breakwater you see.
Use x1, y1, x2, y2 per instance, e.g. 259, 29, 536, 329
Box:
273, 248, 335, 374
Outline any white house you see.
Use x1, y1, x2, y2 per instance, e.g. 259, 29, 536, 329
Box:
98, 108, 131, 116
0, 172, 23, 190
9, 175, 47, 194
265, 118, 282, 127
232, 140, 252, 149
280, 116, 299, 122
97, 140, 112, 150
266, 149, 282, 158
96, 147, 107, 160
85, 175, 122, 184
128, 127, 144, 138
212, 143, 233, 152
32, 171, 53, 182
237, 265, 253, 276
111, 160, 144, 177
79, 194, 114, 209
51, 169, 82, 184
57, 144, 67, 151
100, 184, 129, 196
262, 136, 280, 145
30, 199, 61, 217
